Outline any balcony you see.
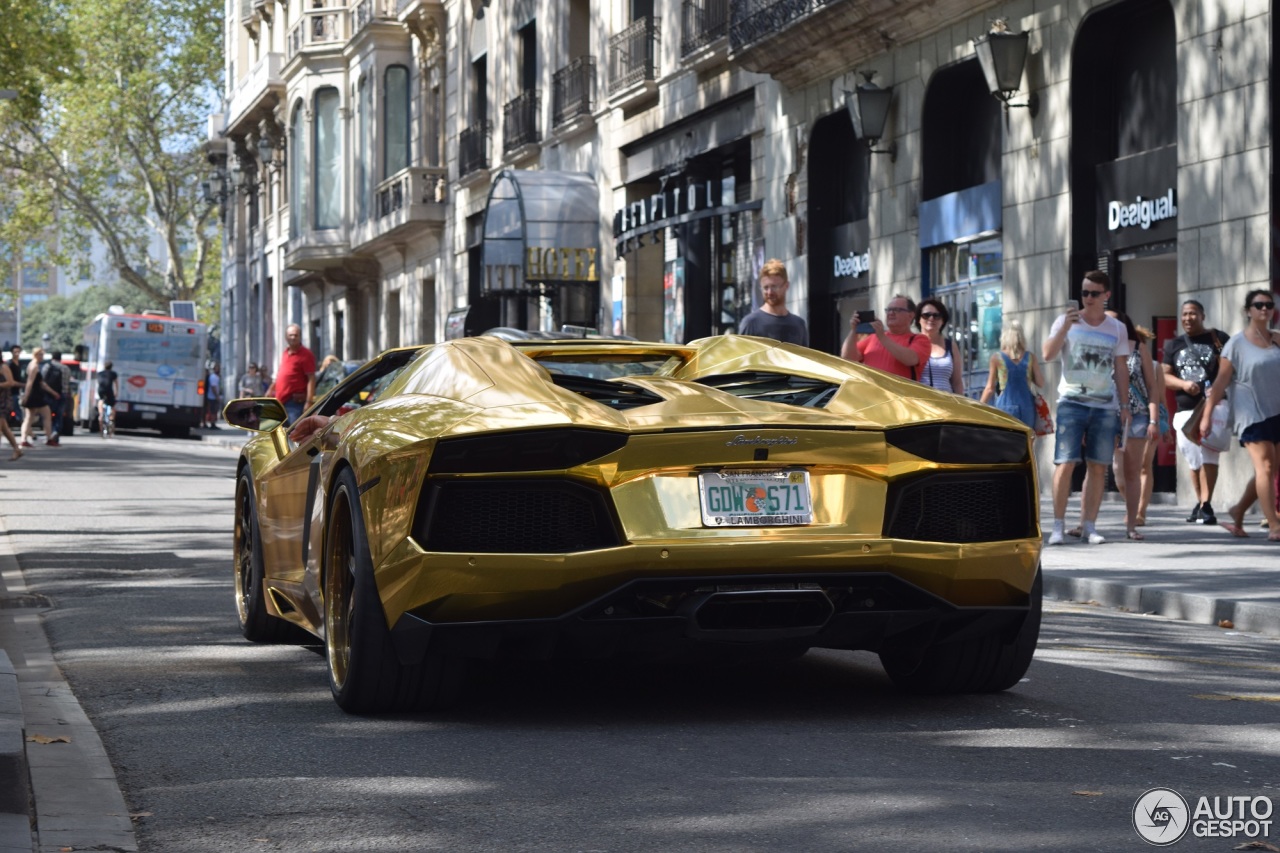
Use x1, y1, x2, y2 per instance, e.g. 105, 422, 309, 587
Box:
681, 0, 729, 65
284, 227, 351, 273
286, 4, 348, 63
225, 51, 285, 137
608, 16, 660, 107
352, 166, 447, 254
502, 90, 541, 157
352, 0, 397, 32
728, 0, 1002, 89
552, 56, 596, 132
459, 121, 491, 181
350, 0, 404, 54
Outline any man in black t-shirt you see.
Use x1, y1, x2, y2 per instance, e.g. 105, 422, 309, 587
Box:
97, 361, 119, 438
1162, 300, 1230, 525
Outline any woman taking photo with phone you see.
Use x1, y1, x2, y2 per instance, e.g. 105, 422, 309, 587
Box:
1201, 289, 1280, 539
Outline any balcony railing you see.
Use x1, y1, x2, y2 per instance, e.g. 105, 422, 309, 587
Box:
552, 56, 596, 127
459, 121, 491, 177
287, 5, 347, 60
608, 16, 660, 95
728, 0, 838, 52
377, 166, 447, 216
352, 0, 396, 35
503, 90, 541, 153
681, 0, 729, 55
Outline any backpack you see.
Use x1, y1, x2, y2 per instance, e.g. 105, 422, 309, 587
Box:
40, 361, 63, 396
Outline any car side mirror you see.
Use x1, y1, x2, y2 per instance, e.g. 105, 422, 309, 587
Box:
223, 398, 287, 433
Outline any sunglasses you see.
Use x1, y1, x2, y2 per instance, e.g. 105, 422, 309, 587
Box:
1250, 301, 1276, 310
884, 307, 912, 314
1081, 289, 1107, 298
919, 312, 943, 320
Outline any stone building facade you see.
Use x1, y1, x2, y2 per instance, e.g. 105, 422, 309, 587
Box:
213, 0, 1275, 503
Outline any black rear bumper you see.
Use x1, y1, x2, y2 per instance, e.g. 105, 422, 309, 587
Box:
389, 572, 1036, 665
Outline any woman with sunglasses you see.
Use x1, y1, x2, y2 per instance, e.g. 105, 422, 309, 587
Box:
1200, 289, 1280, 539
914, 299, 964, 394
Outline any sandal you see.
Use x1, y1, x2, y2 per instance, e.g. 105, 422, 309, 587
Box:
7, 450, 20, 461
1135, 514, 1146, 527
1219, 521, 1249, 539
1126, 529, 1145, 541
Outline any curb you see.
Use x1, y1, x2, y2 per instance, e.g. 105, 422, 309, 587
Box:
1044, 573, 1280, 637
0, 648, 33, 853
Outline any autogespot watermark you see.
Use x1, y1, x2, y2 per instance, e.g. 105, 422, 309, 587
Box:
1133, 788, 1275, 846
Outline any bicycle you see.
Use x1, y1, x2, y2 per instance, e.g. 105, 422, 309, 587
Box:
98, 401, 115, 438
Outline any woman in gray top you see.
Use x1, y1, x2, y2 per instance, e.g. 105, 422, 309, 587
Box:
1200, 289, 1280, 539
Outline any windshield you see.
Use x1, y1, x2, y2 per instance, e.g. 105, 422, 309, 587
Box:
531, 354, 685, 381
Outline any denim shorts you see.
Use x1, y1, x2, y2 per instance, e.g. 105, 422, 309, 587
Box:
1241, 413, 1280, 445
1053, 399, 1121, 465
1125, 413, 1151, 439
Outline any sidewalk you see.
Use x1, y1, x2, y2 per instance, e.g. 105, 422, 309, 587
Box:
1038, 493, 1280, 636
0, 430, 1277, 852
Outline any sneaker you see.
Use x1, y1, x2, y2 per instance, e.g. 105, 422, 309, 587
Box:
19, 441, 32, 448
1185, 503, 1202, 523
45, 438, 60, 447
1087, 530, 1106, 545
1198, 503, 1216, 526
1048, 530, 1065, 546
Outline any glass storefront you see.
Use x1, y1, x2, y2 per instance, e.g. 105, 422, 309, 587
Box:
926, 236, 1002, 398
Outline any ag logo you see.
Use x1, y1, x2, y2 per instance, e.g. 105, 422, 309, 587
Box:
1134, 787, 1190, 845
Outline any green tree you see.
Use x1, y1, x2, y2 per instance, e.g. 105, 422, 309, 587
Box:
0, 0, 77, 115
21, 283, 148, 352
0, 0, 222, 308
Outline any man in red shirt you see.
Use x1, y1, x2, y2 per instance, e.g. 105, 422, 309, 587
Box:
840, 294, 932, 380
266, 324, 316, 424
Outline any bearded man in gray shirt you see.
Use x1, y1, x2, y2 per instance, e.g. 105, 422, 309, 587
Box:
738, 258, 809, 347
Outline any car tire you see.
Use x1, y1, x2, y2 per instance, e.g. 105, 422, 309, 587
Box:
879, 568, 1042, 694
324, 467, 463, 714
235, 471, 310, 644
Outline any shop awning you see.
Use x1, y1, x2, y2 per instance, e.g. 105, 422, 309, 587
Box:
482, 170, 601, 293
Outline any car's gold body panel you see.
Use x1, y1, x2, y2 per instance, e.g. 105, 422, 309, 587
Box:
231, 335, 1041, 649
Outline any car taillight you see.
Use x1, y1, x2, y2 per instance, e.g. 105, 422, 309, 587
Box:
197, 380, 206, 396
428, 428, 629, 474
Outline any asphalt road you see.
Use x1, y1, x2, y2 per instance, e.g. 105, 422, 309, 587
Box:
5, 434, 1280, 852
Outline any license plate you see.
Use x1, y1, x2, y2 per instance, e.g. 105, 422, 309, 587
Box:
116, 402, 130, 412
135, 404, 165, 413
698, 469, 812, 527
141, 412, 157, 420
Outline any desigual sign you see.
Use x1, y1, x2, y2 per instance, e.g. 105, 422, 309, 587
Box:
1107, 189, 1177, 231
834, 250, 870, 279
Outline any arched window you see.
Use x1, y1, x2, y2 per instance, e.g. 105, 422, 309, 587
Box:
289, 100, 306, 239
384, 65, 410, 178
357, 75, 371, 222
314, 87, 341, 230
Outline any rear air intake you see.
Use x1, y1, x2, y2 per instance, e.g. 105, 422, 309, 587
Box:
415, 479, 622, 553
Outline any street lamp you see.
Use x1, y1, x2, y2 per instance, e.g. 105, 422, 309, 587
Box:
972, 22, 1040, 117
844, 72, 897, 162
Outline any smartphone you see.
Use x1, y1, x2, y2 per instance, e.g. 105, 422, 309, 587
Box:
1067, 299, 1079, 312
855, 313, 878, 334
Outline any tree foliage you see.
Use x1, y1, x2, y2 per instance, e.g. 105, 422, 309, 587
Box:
20, 283, 148, 352
0, 0, 223, 308
0, 0, 77, 115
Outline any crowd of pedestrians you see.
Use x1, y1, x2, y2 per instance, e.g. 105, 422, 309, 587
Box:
737, 261, 1278, 543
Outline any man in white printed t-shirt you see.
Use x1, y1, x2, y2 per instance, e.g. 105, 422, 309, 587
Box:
1041, 270, 1132, 546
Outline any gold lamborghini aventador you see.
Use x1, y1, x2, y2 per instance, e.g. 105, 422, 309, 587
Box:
225, 334, 1042, 713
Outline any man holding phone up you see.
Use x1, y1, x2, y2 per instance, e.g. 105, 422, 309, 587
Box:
1042, 270, 1132, 545
840, 294, 931, 379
